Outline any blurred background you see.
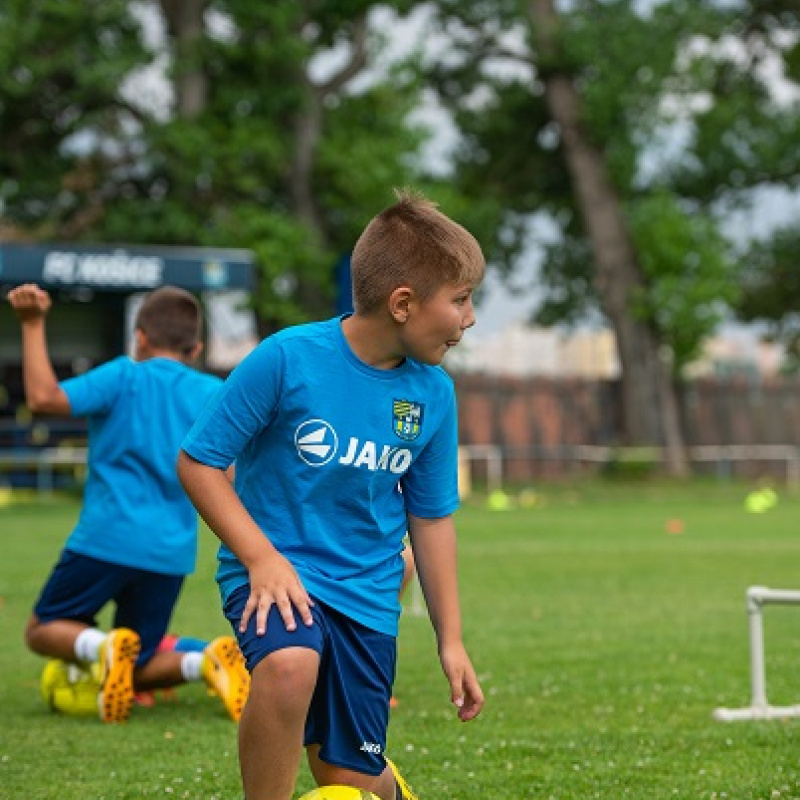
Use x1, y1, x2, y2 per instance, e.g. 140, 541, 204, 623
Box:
1, 0, 799, 492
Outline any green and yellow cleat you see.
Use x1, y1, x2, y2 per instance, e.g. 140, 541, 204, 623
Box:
385, 758, 421, 800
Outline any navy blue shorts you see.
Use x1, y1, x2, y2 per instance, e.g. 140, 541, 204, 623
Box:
34, 549, 184, 665
224, 584, 396, 776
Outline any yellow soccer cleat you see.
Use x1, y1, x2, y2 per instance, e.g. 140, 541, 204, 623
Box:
97, 627, 140, 723
201, 636, 250, 722
385, 759, 421, 800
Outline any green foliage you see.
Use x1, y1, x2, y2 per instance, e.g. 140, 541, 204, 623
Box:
0, 0, 145, 233
666, 3, 800, 200
3, 0, 797, 347
316, 76, 429, 250
602, 446, 659, 479
210, 204, 333, 328
0, 1, 433, 330
737, 226, 800, 372
535, 231, 597, 327
628, 191, 739, 372
427, 0, 798, 372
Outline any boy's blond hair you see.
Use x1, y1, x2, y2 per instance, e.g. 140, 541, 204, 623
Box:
350, 189, 485, 314
135, 286, 203, 357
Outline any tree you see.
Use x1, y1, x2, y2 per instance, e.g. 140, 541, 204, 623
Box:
0, 0, 146, 240
736, 226, 800, 372
665, 1, 800, 370
422, 0, 799, 473
0, 1, 431, 332
139, 0, 429, 330
424, 0, 732, 474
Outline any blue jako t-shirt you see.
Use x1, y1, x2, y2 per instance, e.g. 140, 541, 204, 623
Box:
182, 317, 460, 636
62, 356, 222, 576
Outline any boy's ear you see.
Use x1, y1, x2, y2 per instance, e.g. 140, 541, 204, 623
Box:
188, 341, 203, 361
388, 286, 414, 323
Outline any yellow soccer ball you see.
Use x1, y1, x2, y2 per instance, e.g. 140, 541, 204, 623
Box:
297, 787, 381, 800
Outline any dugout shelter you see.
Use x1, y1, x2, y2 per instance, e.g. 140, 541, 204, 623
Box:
0, 242, 257, 482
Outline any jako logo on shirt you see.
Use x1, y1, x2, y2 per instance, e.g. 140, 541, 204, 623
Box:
295, 419, 339, 466
295, 419, 412, 474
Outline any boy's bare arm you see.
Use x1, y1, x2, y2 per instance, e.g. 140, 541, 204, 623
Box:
7, 284, 70, 415
177, 450, 314, 633
407, 513, 484, 721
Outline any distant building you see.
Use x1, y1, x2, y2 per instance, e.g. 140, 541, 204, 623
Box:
445, 323, 784, 379
0, 241, 256, 372
445, 324, 620, 378
684, 330, 785, 380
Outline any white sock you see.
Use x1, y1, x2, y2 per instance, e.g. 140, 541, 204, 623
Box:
74, 628, 106, 663
180, 652, 204, 682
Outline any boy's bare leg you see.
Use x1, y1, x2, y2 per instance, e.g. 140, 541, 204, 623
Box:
25, 616, 88, 662
239, 647, 319, 800
307, 746, 397, 800
133, 650, 186, 689
27, 615, 186, 689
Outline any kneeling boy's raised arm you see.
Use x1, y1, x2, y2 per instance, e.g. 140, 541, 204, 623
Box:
8, 284, 71, 415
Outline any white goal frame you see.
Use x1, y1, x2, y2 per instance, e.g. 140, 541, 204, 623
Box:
713, 585, 800, 721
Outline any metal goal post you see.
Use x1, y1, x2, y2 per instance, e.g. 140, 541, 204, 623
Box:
713, 585, 800, 721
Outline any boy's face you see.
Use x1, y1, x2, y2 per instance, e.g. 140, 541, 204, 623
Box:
402, 282, 477, 366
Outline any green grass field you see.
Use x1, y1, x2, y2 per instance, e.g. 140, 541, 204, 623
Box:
2, 481, 800, 799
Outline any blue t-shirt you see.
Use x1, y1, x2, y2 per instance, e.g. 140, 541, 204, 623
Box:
182, 317, 460, 635
62, 356, 223, 575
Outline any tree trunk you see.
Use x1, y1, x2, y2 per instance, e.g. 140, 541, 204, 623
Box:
160, 0, 207, 119
284, 13, 370, 320
287, 80, 333, 320
528, 0, 688, 476
290, 82, 326, 243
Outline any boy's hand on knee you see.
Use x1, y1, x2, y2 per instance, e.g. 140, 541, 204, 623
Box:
241, 551, 315, 635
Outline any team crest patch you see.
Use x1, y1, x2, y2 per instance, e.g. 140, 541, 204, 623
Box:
393, 399, 424, 441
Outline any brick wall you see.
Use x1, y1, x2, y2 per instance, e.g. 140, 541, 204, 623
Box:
453, 373, 800, 481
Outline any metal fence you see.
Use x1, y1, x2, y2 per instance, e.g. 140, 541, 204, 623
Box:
0, 445, 87, 494
460, 443, 800, 490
